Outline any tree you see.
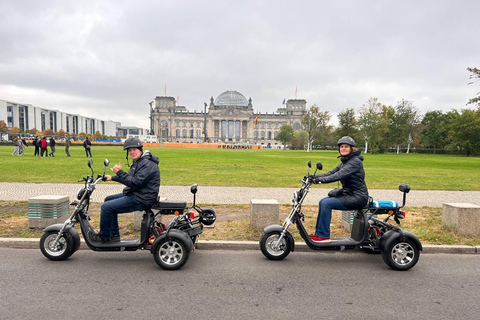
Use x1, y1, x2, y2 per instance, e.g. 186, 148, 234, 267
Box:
336, 108, 359, 141
389, 99, 420, 154
358, 97, 384, 154
57, 129, 66, 136
94, 130, 102, 141
467, 67, 480, 107
291, 130, 308, 150
42, 129, 54, 136
301, 104, 331, 152
0, 120, 7, 133
79, 132, 86, 140
448, 108, 480, 156
28, 127, 38, 135
9, 126, 20, 133
275, 124, 294, 149
420, 111, 448, 153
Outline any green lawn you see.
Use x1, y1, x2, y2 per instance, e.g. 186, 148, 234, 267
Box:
1, 145, 479, 190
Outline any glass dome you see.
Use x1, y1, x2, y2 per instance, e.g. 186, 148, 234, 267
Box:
214, 90, 248, 107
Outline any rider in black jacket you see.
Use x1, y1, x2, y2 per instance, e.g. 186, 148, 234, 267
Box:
90, 138, 160, 242
309, 136, 369, 242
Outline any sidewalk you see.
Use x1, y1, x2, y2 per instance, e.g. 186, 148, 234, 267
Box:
1, 182, 480, 206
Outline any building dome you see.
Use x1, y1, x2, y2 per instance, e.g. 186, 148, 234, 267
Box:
214, 90, 248, 107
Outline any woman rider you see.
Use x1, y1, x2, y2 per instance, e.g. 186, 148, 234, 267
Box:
309, 136, 369, 242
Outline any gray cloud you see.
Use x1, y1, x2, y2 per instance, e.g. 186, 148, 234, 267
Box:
0, 0, 479, 128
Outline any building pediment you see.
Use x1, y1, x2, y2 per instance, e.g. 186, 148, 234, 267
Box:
209, 107, 252, 118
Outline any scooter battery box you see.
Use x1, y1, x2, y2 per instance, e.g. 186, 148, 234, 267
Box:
369, 200, 399, 215
152, 201, 187, 215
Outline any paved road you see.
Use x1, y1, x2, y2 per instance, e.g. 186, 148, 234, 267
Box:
1, 182, 479, 207
1, 248, 479, 320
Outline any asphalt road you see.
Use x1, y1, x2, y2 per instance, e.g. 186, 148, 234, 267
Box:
1, 248, 479, 320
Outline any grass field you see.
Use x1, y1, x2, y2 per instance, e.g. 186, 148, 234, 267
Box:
1, 145, 479, 190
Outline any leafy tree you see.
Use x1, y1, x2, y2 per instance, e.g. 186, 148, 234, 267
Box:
9, 126, 20, 133
358, 97, 384, 153
79, 132, 86, 139
420, 111, 448, 153
301, 104, 331, 152
336, 108, 359, 141
57, 129, 66, 136
467, 67, 480, 107
291, 130, 308, 150
42, 129, 54, 136
94, 131, 102, 140
0, 120, 7, 132
448, 108, 480, 156
28, 127, 38, 134
275, 124, 294, 149
390, 99, 420, 154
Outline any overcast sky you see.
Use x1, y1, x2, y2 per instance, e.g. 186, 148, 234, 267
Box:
1, 0, 479, 129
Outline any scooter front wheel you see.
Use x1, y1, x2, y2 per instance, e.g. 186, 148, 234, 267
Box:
260, 231, 291, 260
382, 239, 419, 271
153, 238, 190, 270
40, 231, 74, 261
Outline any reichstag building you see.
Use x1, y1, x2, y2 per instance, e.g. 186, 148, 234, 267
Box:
150, 90, 306, 145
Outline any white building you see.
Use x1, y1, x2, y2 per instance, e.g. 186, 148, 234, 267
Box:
0, 98, 118, 136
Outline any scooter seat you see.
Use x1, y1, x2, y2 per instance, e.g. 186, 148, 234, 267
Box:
372, 200, 398, 208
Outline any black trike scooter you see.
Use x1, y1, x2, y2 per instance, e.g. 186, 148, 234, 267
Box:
40, 159, 216, 270
259, 161, 422, 271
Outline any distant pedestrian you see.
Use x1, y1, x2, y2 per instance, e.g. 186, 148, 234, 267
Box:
48, 137, 56, 157
83, 136, 92, 157
18, 137, 27, 156
65, 135, 71, 157
12, 137, 20, 156
33, 137, 40, 156
41, 136, 48, 157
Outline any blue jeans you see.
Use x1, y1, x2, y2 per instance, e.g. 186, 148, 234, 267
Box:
85, 147, 92, 157
315, 197, 348, 238
99, 193, 146, 240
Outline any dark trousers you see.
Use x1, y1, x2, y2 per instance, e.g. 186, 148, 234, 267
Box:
34, 146, 40, 156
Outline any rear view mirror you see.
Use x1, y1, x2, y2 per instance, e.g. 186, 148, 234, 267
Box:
104, 159, 110, 167
399, 184, 411, 193
190, 183, 198, 194
308, 160, 312, 168
316, 161, 323, 171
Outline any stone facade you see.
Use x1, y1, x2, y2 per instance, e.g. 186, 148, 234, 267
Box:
150, 90, 306, 146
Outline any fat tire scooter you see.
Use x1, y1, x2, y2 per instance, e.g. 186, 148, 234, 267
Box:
259, 161, 422, 271
40, 159, 216, 270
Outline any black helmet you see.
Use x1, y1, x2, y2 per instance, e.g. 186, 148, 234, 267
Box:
199, 207, 216, 226
337, 136, 356, 147
123, 137, 143, 150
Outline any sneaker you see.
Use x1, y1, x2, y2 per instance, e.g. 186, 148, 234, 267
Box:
111, 233, 120, 242
309, 234, 331, 243
89, 232, 110, 242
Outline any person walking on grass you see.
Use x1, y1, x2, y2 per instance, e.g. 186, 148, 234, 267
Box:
12, 136, 20, 156
83, 136, 92, 157
65, 135, 71, 157
48, 137, 56, 157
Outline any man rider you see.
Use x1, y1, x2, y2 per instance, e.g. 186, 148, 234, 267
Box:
90, 138, 160, 242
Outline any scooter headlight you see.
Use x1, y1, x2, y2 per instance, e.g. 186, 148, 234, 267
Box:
77, 188, 86, 200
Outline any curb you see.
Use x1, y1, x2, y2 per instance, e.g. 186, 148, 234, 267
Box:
0, 238, 478, 254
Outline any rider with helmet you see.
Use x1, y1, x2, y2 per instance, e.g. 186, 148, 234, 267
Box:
309, 136, 369, 242
90, 138, 160, 242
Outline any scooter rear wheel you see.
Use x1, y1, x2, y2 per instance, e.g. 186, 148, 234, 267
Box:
260, 231, 291, 260
153, 238, 190, 270
40, 231, 75, 261
382, 239, 419, 271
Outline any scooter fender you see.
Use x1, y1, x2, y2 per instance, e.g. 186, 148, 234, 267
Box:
43, 224, 81, 253
150, 229, 194, 254
263, 225, 295, 252
379, 229, 423, 252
